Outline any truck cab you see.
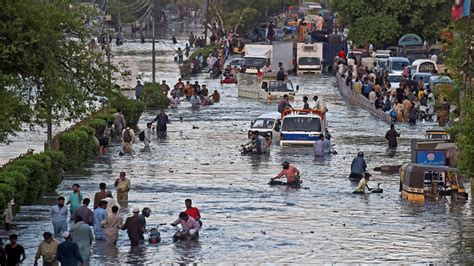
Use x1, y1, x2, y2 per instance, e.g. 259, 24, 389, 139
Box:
296, 43, 323, 75
241, 56, 268, 74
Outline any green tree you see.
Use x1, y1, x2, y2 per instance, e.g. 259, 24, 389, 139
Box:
348, 16, 400, 48
444, 17, 474, 176
333, 0, 451, 47
209, 0, 298, 34
0, 0, 118, 145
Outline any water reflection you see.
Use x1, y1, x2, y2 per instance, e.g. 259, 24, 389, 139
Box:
3, 37, 474, 264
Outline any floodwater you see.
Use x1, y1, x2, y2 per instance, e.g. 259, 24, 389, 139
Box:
2, 39, 474, 264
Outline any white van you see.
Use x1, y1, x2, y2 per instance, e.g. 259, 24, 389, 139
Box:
411, 59, 438, 74
248, 112, 282, 141
387, 57, 410, 75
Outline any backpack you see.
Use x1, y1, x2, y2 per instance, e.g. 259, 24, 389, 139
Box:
123, 128, 132, 142
138, 130, 145, 141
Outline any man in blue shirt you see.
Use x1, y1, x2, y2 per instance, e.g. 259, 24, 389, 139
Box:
350, 151, 367, 182
93, 200, 108, 241
50, 197, 68, 238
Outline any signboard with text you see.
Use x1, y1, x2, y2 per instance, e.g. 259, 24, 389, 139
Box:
416, 150, 446, 166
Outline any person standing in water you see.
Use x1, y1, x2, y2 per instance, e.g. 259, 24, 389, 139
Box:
93, 200, 108, 241
313, 134, 324, 157
114, 172, 131, 203
385, 123, 400, 149
153, 109, 170, 138
101, 206, 123, 246
5, 234, 26, 266
67, 184, 83, 216
122, 208, 144, 246
50, 197, 68, 238
34, 232, 58, 266
70, 216, 93, 263
56, 232, 83, 266
93, 183, 108, 209
184, 199, 202, 226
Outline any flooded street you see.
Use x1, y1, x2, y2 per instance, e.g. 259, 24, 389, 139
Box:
4, 40, 474, 264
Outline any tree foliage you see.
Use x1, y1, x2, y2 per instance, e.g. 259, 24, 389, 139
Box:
0, 0, 117, 143
209, 0, 298, 33
348, 16, 400, 48
444, 17, 474, 176
333, 0, 451, 47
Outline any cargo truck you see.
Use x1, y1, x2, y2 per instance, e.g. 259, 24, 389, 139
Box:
296, 43, 323, 74
241, 42, 293, 74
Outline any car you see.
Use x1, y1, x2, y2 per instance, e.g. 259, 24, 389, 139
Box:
248, 112, 282, 142
412, 73, 432, 88
388, 73, 404, 89
387, 57, 410, 75
226, 58, 243, 68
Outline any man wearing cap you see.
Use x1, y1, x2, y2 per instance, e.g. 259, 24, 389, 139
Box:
57, 232, 83, 266
114, 172, 131, 202
34, 232, 58, 266
122, 208, 144, 246
93, 200, 108, 241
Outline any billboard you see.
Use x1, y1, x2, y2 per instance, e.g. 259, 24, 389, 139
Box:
416, 150, 447, 166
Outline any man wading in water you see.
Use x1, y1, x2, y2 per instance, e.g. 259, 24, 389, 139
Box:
153, 109, 170, 138
270, 161, 301, 186
114, 172, 131, 203
385, 123, 400, 149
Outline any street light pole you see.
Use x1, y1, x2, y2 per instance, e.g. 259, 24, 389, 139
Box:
152, 0, 156, 83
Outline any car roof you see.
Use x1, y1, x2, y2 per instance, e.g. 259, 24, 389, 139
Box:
412, 73, 431, 76
283, 113, 322, 118
411, 59, 435, 65
256, 112, 281, 119
388, 73, 403, 77
388, 57, 410, 61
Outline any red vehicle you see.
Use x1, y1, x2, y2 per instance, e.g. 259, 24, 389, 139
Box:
287, 6, 300, 19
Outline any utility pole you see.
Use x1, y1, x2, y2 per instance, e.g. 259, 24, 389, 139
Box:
152, 0, 156, 83
105, 0, 112, 85
203, 0, 209, 47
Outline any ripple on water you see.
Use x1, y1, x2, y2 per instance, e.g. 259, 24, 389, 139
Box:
3, 38, 474, 264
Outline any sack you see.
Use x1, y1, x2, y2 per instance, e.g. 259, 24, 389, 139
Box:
138, 130, 145, 141
123, 129, 132, 142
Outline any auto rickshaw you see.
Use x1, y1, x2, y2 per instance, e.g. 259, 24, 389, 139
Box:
425, 127, 450, 141
399, 163, 467, 202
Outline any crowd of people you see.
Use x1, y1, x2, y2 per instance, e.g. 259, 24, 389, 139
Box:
0, 171, 203, 265
337, 50, 449, 125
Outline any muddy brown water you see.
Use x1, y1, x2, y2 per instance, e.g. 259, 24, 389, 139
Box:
1, 39, 474, 264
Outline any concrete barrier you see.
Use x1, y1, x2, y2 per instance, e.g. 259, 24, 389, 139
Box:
336, 73, 391, 122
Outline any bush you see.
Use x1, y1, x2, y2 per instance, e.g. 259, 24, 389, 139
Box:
142, 83, 170, 110
42, 150, 65, 189
110, 96, 145, 127
89, 118, 107, 136
78, 126, 98, 158
0, 151, 65, 210
94, 113, 113, 122
189, 45, 219, 61
59, 130, 90, 171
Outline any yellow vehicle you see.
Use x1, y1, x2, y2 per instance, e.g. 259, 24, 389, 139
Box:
399, 163, 467, 202
425, 127, 450, 141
